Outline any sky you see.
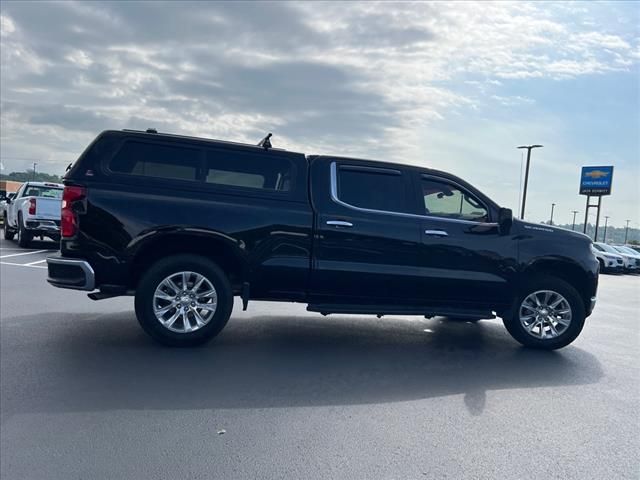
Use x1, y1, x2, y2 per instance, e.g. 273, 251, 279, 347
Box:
1, 1, 638, 227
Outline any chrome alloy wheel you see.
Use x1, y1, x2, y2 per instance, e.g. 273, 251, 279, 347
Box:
519, 290, 572, 340
153, 271, 218, 333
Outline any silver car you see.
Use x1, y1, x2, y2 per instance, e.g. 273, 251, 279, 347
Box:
592, 243, 625, 273
612, 245, 640, 272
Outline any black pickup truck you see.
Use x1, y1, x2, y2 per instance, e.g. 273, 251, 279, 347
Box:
47, 129, 598, 349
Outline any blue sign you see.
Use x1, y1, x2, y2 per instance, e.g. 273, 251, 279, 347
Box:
580, 166, 614, 196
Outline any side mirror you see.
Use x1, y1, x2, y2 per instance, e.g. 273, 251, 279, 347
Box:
498, 207, 513, 236
5, 197, 11, 205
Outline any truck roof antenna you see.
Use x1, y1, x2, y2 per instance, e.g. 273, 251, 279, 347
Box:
257, 133, 272, 151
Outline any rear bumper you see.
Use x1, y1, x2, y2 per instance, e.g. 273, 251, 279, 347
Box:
25, 219, 60, 236
46, 255, 95, 291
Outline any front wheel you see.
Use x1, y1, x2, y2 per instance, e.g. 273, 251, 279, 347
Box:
503, 276, 586, 350
134, 254, 233, 347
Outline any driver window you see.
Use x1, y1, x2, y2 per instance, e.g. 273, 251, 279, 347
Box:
422, 177, 489, 222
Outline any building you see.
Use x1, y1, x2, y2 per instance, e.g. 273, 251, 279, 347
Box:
0, 180, 23, 199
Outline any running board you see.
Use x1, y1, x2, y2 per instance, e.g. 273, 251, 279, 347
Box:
307, 304, 495, 319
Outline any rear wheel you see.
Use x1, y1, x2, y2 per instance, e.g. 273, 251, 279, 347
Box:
134, 254, 233, 347
3, 214, 15, 240
16, 214, 31, 248
503, 275, 585, 350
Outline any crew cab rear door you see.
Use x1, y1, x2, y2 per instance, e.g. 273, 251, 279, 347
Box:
309, 157, 424, 305
413, 172, 516, 310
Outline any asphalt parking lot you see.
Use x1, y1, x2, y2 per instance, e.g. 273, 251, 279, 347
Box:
1, 232, 638, 480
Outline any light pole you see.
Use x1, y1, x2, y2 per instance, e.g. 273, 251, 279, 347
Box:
571, 210, 579, 230
32, 162, 37, 181
549, 203, 556, 225
602, 216, 610, 243
517, 145, 543, 220
624, 219, 630, 243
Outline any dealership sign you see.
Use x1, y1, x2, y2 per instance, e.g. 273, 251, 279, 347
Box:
579, 166, 614, 196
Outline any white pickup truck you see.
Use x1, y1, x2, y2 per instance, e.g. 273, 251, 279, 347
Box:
3, 181, 63, 247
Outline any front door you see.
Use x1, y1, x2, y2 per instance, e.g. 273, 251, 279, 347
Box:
415, 173, 516, 309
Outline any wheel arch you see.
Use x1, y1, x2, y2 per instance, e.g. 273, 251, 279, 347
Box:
128, 229, 249, 293
522, 258, 592, 312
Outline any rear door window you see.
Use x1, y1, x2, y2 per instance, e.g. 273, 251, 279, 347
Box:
110, 141, 200, 181
336, 165, 411, 213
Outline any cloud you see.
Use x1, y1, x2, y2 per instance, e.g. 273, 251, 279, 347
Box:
0, 1, 638, 223
0, 14, 16, 37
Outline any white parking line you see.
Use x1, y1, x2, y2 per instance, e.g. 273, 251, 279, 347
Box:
0, 261, 47, 269
25, 259, 47, 266
0, 249, 48, 259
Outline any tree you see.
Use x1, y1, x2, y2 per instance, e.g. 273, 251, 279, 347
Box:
0, 169, 63, 183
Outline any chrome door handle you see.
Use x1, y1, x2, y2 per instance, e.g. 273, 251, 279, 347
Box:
425, 229, 448, 237
327, 220, 353, 228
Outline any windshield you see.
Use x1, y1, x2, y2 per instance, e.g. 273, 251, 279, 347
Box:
596, 243, 620, 254
614, 246, 637, 255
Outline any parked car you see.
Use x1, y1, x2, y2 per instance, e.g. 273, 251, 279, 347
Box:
47, 129, 599, 350
3, 182, 63, 247
611, 245, 640, 272
591, 243, 625, 274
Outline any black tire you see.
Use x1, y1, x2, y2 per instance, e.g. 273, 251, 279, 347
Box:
134, 254, 233, 347
597, 258, 605, 273
16, 213, 31, 248
3, 214, 15, 240
503, 275, 586, 350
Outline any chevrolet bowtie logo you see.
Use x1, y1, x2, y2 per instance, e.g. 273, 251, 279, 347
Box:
585, 170, 610, 179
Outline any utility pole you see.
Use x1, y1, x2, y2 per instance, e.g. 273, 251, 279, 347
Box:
517, 145, 543, 220
549, 203, 556, 225
32, 162, 37, 181
602, 216, 610, 243
624, 219, 631, 244
571, 210, 579, 230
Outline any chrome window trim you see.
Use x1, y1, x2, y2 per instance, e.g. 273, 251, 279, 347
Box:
330, 162, 497, 226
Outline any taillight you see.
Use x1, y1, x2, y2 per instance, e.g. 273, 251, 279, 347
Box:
61, 185, 86, 238
28, 198, 36, 215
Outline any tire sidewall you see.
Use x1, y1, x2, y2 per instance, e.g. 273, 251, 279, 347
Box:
17, 213, 30, 247
3, 214, 15, 240
503, 275, 586, 350
135, 254, 233, 347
